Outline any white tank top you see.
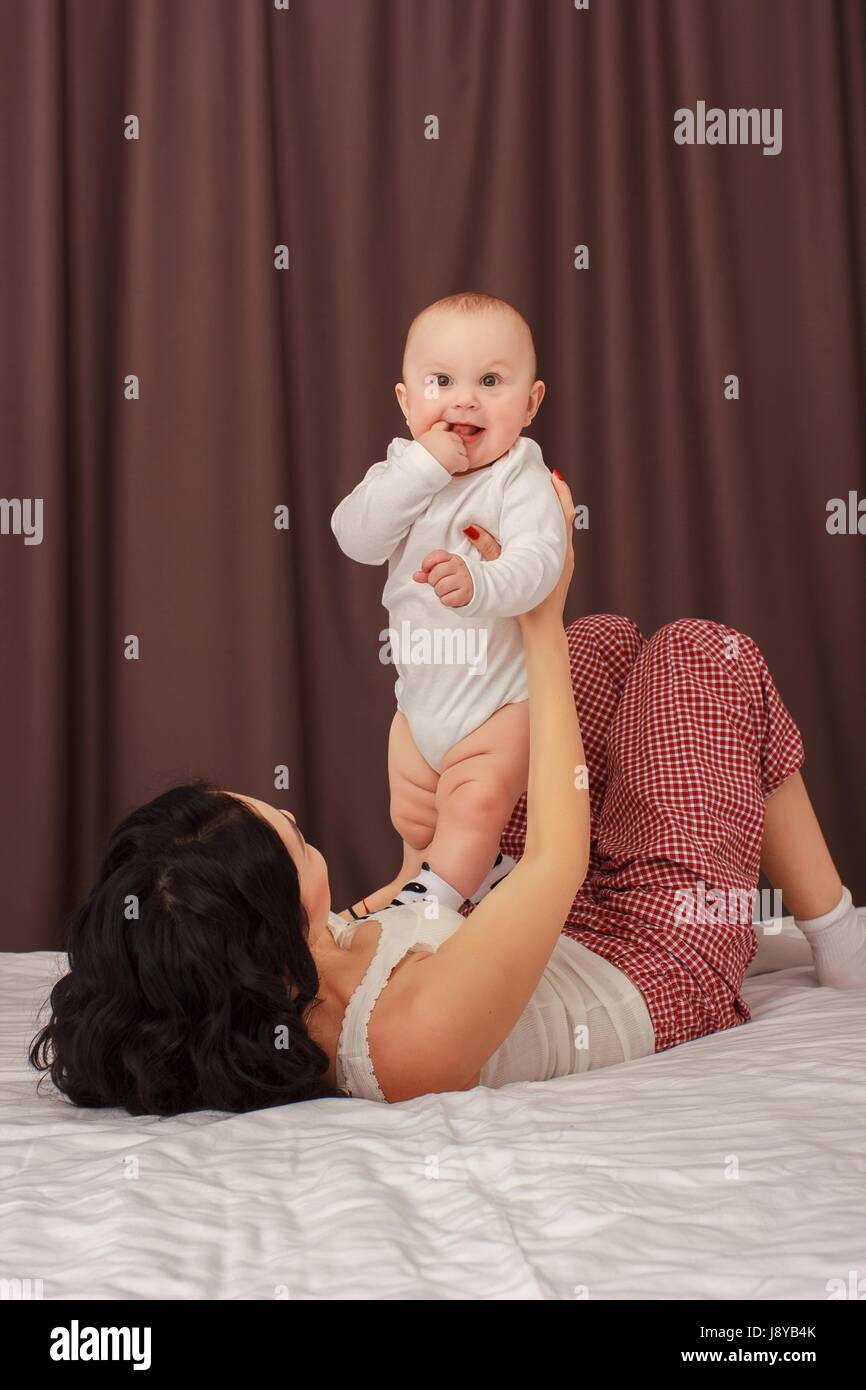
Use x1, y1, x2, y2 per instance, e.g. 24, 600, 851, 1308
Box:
326, 903, 654, 1101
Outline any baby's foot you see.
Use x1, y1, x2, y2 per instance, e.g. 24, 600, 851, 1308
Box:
389, 862, 465, 914
469, 851, 518, 906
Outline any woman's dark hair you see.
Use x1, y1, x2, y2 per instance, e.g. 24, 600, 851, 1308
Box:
29, 778, 348, 1115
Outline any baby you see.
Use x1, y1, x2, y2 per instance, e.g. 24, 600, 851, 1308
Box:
330, 292, 567, 914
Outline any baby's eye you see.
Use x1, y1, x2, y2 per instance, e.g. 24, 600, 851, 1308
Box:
435, 373, 451, 388
480, 373, 500, 387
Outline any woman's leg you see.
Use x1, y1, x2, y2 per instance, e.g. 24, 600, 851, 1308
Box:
577, 618, 807, 1052
744, 769, 843, 977
760, 769, 842, 921
759, 769, 866, 987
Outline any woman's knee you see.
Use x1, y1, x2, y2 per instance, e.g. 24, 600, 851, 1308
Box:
567, 613, 645, 659
650, 617, 760, 666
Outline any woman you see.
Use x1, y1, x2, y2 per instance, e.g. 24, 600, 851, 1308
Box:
30, 477, 859, 1114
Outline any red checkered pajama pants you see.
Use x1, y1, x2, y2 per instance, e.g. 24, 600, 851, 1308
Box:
464, 615, 806, 1054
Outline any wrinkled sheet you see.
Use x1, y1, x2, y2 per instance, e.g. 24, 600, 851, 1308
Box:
1, 924, 864, 1300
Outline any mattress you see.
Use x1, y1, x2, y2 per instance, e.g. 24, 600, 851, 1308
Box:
1, 920, 864, 1301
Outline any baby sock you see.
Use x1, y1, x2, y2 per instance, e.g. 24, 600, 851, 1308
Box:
389, 862, 466, 913
794, 884, 866, 989
469, 851, 519, 905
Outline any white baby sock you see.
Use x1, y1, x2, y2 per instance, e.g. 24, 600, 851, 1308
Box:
469, 851, 518, 905
389, 862, 466, 913
794, 885, 866, 989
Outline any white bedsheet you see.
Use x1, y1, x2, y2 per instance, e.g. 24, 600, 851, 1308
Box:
1, 923, 864, 1301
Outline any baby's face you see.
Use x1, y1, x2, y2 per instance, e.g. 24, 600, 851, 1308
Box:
395, 310, 544, 470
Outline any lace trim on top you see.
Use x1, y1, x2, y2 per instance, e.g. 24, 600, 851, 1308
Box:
327, 906, 460, 1101
334, 925, 399, 1101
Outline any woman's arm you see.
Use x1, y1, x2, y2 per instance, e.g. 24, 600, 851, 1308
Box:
389, 477, 590, 1099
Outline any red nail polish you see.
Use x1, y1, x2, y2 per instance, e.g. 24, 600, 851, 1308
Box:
463, 525, 480, 539
553, 469, 563, 480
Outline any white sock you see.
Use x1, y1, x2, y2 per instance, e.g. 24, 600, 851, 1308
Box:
389, 862, 466, 914
469, 851, 518, 905
794, 885, 866, 989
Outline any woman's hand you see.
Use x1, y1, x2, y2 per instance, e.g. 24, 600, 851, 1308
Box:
462, 472, 577, 626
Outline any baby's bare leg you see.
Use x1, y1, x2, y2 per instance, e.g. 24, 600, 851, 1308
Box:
337, 718, 437, 919
387, 711, 439, 851
428, 703, 530, 900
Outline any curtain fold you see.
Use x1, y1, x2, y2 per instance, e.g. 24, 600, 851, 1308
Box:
0, 0, 863, 948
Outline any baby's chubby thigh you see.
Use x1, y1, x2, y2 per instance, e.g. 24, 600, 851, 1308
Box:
436, 701, 530, 832
387, 711, 439, 851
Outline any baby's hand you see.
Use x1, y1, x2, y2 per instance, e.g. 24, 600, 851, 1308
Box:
417, 421, 470, 476
413, 550, 474, 607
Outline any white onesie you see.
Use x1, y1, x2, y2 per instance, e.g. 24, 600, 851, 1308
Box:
330, 434, 567, 772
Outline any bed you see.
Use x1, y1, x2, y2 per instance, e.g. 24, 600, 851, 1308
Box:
1, 916, 864, 1301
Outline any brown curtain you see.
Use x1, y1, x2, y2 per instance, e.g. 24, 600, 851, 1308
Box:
1, 0, 864, 950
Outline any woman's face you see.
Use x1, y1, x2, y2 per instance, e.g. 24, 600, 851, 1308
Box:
222, 791, 331, 943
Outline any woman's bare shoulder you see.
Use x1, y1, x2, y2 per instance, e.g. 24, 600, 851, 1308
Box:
336, 912, 483, 1102
366, 924, 489, 1101
372, 971, 480, 1102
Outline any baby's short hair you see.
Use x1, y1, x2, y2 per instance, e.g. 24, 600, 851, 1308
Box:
402, 291, 537, 382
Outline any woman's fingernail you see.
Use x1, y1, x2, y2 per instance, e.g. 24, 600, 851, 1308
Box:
463, 525, 480, 539
553, 469, 564, 480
